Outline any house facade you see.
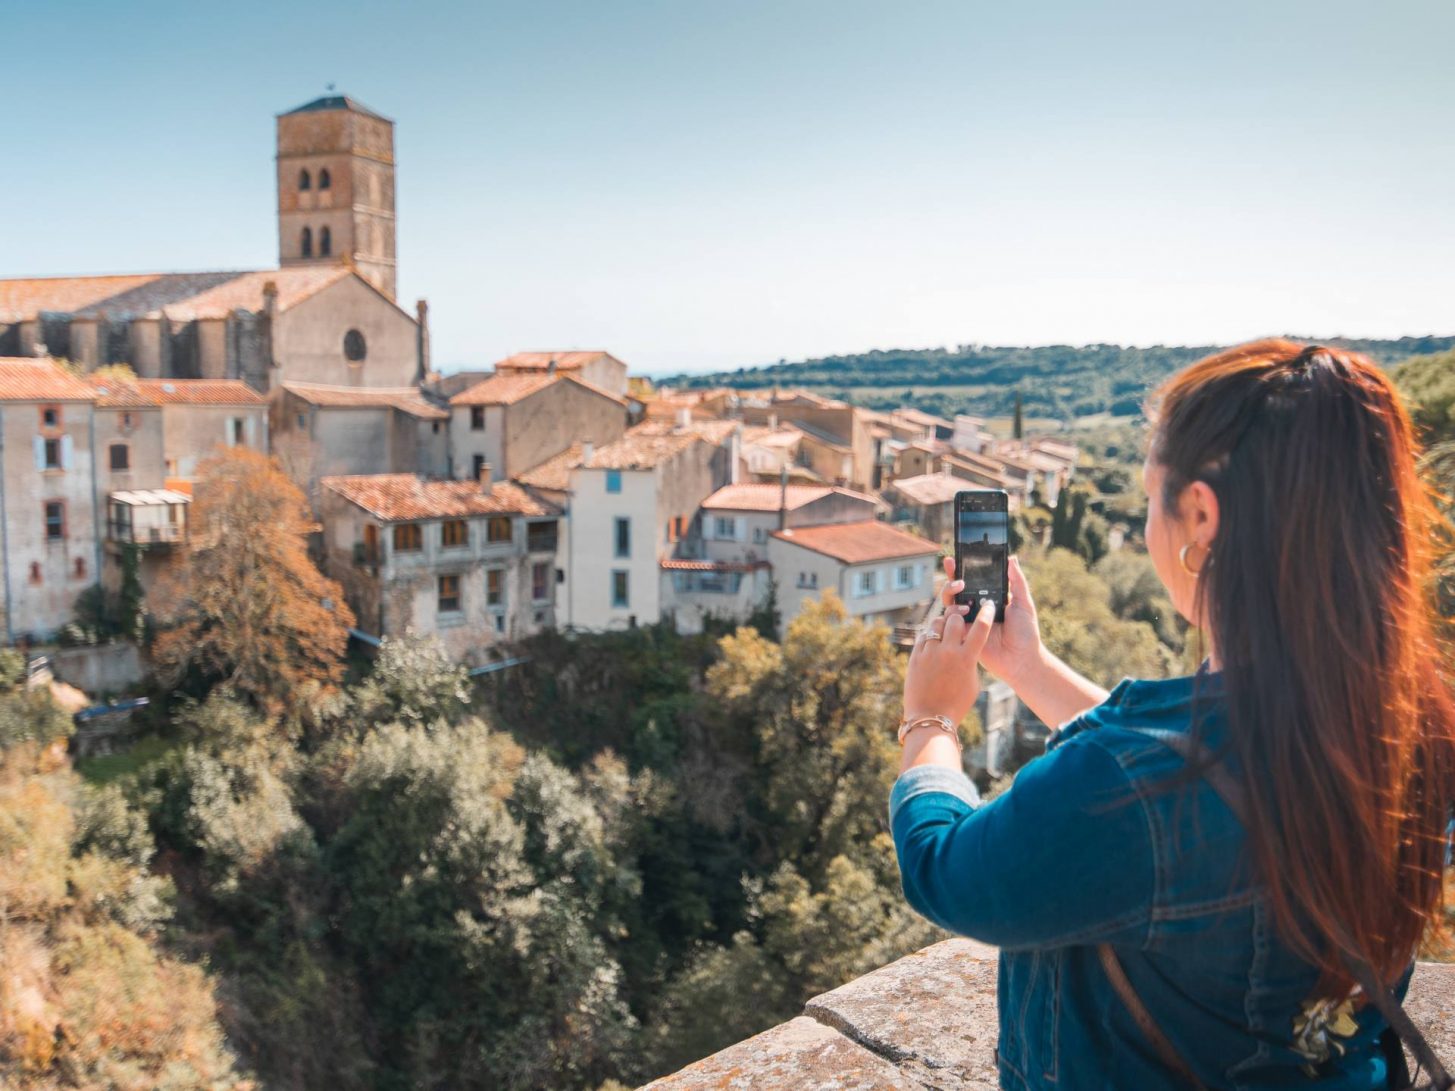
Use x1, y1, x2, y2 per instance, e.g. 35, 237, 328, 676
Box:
558, 420, 737, 631
448, 372, 628, 483
493, 350, 629, 398
767, 521, 938, 634
319, 473, 561, 662
274, 380, 449, 487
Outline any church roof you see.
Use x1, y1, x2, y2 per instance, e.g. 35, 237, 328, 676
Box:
280, 95, 390, 121
0, 267, 353, 323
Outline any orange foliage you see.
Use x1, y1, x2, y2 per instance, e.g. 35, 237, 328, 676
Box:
152, 447, 354, 712
0, 743, 249, 1087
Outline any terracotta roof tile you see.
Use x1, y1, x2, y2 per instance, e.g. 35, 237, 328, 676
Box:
770, 520, 938, 564
888, 473, 964, 506
449, 372, 560, 406
0, 358, 98, 402
87, 376, 160, 407
449, 371, 625, 408
514, 444, 583, 493
282, 381, 447, 419
323, 474, 558, 522
135, 379, 266, 406
0, 267, 352, 322
579, 419, 736, 471
495, 350, 624, 372
702, 483, 878, 512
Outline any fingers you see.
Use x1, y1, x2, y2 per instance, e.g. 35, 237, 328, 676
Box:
1007, 554, 1034, 612
941, 556, 964, 608
964, 598, 996, 658
943, 608, 967, 645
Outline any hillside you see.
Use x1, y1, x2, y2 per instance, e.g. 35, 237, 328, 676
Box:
667, 336, 1455, 421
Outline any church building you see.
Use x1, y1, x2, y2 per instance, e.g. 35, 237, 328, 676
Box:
0, 95, 427, 393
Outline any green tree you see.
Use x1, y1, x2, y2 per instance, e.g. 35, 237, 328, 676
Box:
1094, 549, 1184, 651
350, 631, 471, 730
1023, 547, 1179, 685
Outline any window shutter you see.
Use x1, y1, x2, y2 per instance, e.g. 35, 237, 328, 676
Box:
61, 435, 74, 469
32, 436, 45, 470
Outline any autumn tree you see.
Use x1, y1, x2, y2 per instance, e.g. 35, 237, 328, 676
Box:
152, 447, 353, 711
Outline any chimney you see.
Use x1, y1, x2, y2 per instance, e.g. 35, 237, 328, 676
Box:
261, 281, 278, 373
778, 464, 790, 531
547, 356, 558, 376
478, 462, 493, 495
581, 441, 595, 464
415, 298, 431, 383
768, 412, 778, 431
675, 407, 691, 433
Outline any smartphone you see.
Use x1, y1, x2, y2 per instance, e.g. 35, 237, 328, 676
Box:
954, 490, 1008, 622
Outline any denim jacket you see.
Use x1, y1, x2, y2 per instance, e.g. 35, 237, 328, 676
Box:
890, 670, 1412, 1090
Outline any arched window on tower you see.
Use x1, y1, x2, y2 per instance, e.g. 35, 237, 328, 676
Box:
319, 227, 332, 257
301, 227, 313, 258
319, 168, 331, 190
299, 168, 312, 191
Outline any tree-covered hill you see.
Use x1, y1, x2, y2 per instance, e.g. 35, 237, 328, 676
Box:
667, 336, 1455, 421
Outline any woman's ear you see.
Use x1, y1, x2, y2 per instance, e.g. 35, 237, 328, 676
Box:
1182, 479, 1220, 550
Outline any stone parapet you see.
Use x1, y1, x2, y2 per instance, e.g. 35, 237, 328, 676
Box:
643, 939, 1455, 1089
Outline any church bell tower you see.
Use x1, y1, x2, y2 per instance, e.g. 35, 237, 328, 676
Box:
276, 94, 397, 300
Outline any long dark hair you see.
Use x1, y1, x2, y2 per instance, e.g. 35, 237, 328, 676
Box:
1147, 338, 1455, 991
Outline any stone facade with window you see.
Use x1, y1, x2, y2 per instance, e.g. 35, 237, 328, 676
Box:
319, 472, 561, 662
0, 359, 103, 640
447, 371, 628, 483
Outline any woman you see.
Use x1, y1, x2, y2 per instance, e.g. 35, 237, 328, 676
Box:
892, 340, 1454, 1089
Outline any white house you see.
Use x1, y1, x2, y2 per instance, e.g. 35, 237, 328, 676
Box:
767, 520, 939, 633
557, 419, 737, 631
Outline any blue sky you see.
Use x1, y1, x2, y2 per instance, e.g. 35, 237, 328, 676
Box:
4, 1, 1452, 375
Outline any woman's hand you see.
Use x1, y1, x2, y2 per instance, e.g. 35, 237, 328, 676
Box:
976, 554, 1044, 687
903, 583, 997, 726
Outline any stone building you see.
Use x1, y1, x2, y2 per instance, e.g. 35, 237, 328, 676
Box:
0, 95, 426, 394
319, 473, 562, 662
274, 381, 449, 486
493, 350, 629, 398
276, 95, 398, 301
884, 471, 964, 546
662, 482, 883, 633
130, 379, 269, 481
447, 372, 628, 483
0, 360, 104, 640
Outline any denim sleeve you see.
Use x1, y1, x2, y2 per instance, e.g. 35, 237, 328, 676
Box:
889, 736, 1154, 950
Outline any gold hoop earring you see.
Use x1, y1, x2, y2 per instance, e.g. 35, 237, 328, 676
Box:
1179, 542, 1204, 577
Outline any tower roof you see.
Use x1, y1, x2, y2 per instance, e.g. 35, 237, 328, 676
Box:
280, 94, 390, 122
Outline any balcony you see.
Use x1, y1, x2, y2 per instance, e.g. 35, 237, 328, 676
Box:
643, 940, 1455, 1088
107, 489, 190, 549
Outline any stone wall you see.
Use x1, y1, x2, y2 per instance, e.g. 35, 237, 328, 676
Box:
642, 939, 1455, 1089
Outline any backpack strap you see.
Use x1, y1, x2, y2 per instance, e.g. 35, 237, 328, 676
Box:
1125, 727, 1453, 1090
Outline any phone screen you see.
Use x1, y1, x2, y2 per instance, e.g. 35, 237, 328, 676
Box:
955, 491, 1008, 621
